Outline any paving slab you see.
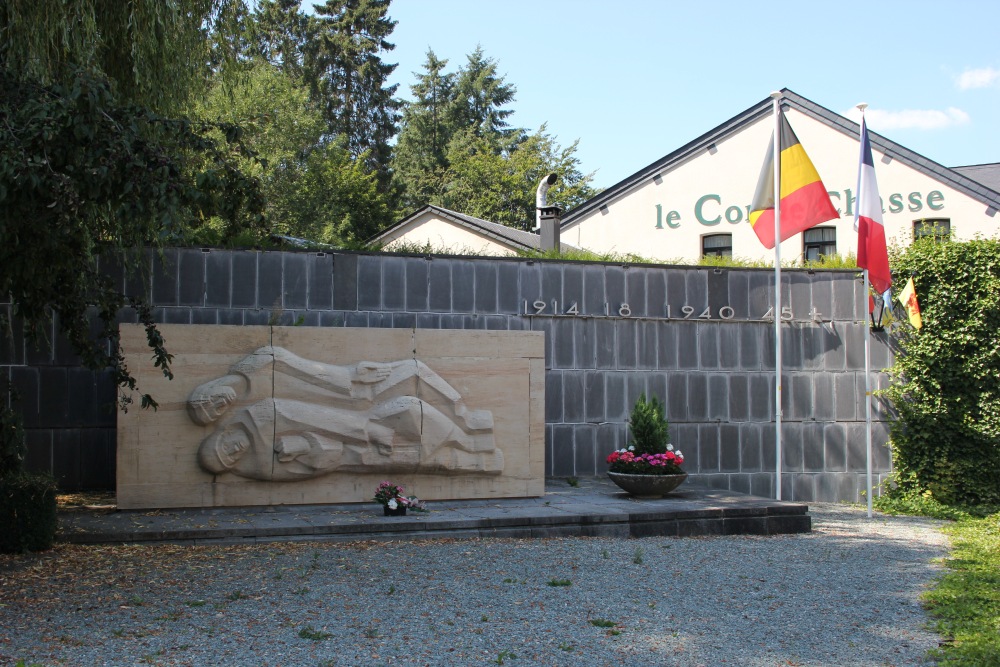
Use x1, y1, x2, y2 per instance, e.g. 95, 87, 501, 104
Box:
57, 477, 810, 545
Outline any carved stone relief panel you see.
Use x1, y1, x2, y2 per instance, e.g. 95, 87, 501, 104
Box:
117, 325, 544, 509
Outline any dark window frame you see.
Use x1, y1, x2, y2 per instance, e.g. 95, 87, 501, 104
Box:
702, 233, 732, 258
803, 226, 837, 262
913, 218, 950, 242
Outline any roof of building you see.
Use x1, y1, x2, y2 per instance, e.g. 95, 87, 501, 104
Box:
371, 205, 544, 251
952, 163, 1000, 193
561, 88, 1000, 227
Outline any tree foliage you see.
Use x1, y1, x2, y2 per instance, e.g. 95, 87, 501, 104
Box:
307, 0, 400, 186
1, 2, 264, 409
884, 237, 1000, 505
194, 62, 385, 245
392, 47, 597, 229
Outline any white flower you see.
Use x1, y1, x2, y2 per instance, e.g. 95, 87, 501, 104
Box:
628, 445, 635, 452
666, 444, 674, 451
675, 450, 683, 458
387, 498, 397, 510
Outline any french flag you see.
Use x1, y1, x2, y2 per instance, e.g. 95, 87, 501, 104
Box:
855, 117, 892, 295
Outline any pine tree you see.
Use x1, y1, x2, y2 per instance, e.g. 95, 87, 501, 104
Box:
308, 0, 401, 188
392, 49, 456, 212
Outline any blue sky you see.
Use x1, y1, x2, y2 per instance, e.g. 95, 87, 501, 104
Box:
377, 0, 1000, 190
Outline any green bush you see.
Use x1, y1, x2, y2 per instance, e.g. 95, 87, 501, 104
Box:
884, 237, 1000, 506
1, 471, 58, 553
628, 394, 669, 456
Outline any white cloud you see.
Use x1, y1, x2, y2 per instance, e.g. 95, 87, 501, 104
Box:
843, 106, 971, 131
956, 67, 1000, 90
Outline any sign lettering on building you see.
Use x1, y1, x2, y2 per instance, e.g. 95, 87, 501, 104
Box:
655, 188, 946, 229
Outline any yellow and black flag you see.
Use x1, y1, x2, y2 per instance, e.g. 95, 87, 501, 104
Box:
749, 114, 839, 249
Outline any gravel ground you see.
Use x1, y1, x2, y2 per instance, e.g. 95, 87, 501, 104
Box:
0, 503, 949, 667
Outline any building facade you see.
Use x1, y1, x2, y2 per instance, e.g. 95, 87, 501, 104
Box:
562, 89, 1000, 262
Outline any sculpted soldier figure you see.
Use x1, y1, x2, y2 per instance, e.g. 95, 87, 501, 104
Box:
187, 346, 502, 481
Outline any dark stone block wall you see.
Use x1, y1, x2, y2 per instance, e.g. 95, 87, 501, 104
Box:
0, 248, 894, 502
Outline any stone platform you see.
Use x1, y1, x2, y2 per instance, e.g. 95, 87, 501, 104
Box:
57, 477, 810, 546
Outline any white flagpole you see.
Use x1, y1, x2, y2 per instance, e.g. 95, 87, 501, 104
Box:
858, 103, 874, 519
771, 91, 783, 501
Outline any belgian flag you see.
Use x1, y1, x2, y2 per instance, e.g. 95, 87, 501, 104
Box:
749, 114, 839, 249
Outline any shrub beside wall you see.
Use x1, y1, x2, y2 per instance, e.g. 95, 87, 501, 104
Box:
1, 391, 58, 553
886, 238, 1000, 506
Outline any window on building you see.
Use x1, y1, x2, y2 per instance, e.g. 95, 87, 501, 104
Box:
803, 227, 837, 261
702, 233, 732, 258
913, 218, 951, 241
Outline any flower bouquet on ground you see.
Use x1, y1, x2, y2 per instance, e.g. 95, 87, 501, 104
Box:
373, 481, 427, 516
606, 394, 686, 496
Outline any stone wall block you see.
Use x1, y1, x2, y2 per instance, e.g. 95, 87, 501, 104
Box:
205, 251, 232, 307
677, 325, 698, 369
747, 271, 773, 317
708, 374, 729, 421
257, 252, 284, 312
665, 269, 686, 307
307, 253, 334, 311
552, 319, 575, 369
52, 429, 81, 490
540, 263, 563, 306
789, 272, 812, 317
646, 270, 667, 318
605, 372, 628, 422
551, 424, 575, 477
687, 373, 709, 421
356, 255, 383, 311
719, 324, 739, 369
626, 268, 647, 317
728, 271, 751, 320
497, 261, 521, 313
698, 323, 720, 369
740, 423, 762, 471
79, 429, 115, 491
637, 321, 657, 369
545, 370, 563, 423
685, 270, 708, 309
667, 373, 688, 422
518, 262, 542, 305
616, 319, 637, 369
562, 371, 585, 424
719, 423, 740, 471
728, 374, 749, 421
605, 266, 626, 309
749, 373, 772, 421
698, 423, 720, 472
739, 323, 760, 370
802, 421, 826, 471
282, 252, 309, 310
584, 370, 605, 423
657, 322, 679, 369
231, 252, 259, 308
151, 249, 179, 306
379, 256, 406, 311
582, 265, 606, 315
474, 262, 498, 313
332, 253, 358, 311
178, 249, 206, 307
428, 260, 452, 312
813, 374, 835, 421
451, 260, 475, 312
575, 319, 597, 369
831, 273, 859, 320
574, 424, 597, 476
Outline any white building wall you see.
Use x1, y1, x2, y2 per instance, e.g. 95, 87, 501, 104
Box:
381, 214, 518, 256
564, 109, 998, 263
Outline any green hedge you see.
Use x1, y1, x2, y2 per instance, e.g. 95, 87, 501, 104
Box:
885, 238, 1000, 506
0, 472, 58, 553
